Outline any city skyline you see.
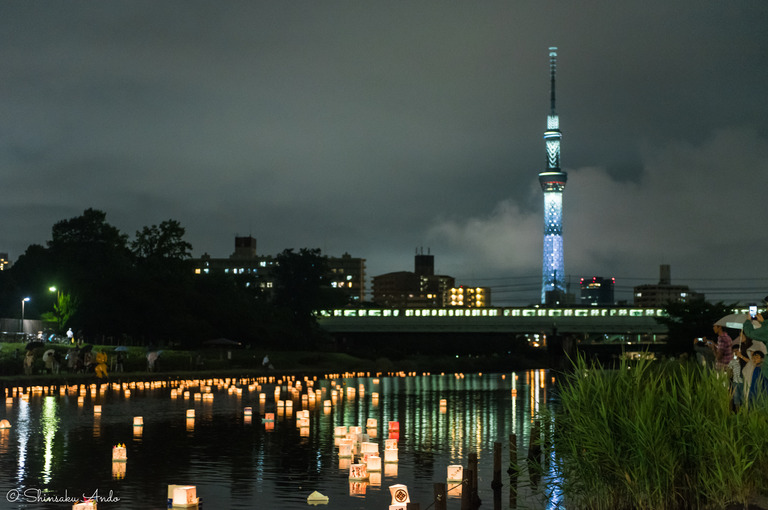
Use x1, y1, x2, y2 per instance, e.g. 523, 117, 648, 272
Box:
2, 2, 767, 305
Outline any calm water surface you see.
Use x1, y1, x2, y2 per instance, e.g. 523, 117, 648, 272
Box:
0, 371, 561, 509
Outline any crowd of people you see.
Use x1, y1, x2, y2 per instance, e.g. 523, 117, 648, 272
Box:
696, 296, 768, 411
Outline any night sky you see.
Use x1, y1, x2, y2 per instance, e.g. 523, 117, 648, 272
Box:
2, 2, 767, 305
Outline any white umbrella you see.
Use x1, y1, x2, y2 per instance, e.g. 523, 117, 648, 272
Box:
715, 313, 752, 329
715, 313, 762, 330
42, 349, 55, 362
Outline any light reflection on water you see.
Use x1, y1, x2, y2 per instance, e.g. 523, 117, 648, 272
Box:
0, 371, 562, 509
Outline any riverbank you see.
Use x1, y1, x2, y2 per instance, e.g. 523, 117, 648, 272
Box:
0, 342, 549, 389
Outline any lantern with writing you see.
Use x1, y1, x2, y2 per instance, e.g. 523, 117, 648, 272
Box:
447, 464, 463, 482
349, 463, 368, 480
172, 485, 198, 506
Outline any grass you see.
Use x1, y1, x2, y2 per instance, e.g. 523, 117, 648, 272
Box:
547, 355, 768, 509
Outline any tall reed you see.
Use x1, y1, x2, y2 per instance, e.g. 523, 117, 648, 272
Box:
547, 355, 768, 509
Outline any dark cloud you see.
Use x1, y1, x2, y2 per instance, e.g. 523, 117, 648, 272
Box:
2, 1, 767, 305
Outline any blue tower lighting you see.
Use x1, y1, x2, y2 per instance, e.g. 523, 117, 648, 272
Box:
539, 47, 567, 304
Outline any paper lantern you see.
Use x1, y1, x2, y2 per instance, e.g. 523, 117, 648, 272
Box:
366, 418, 377, 428
349, 463, 368, 480
361, 442, 378, 455
366, 455, 382, 472
439, 398, 447, 407
133, 416, 143, 427
307, 491, 329, 506
383, 449, 398, 463
263, 413, 275, 422
334, 426, 347, 437
93, 405, 102, 415
0, 419, 11, 429
338, 441, 353, 458
244, 407, 252, 416
112, 444, 127, 461
388, 421, 399, 432
447, 464, 463, 482
172, 486, 198, 506
389, 484, 410, 505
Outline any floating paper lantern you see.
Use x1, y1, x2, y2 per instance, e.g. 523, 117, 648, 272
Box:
361, 442, 379, 455
244, 407, 252, 416
4, 397, 12, 406
338, 440, 353, 458
389, 484, 410, 506
334, 426, 347, 437
186, 409, 195, 418
172, 485, 198, 506
112, 443, 127, 461
133, 416, 143, 427
0, 419, 11, 429
93, 405, 102, 415
366, 418, 377, 428
77, 396, 85, 405
366, 455, 382, 472
388, 421, 399, 432
447, 464, 463, 482
349, 463, 368, 480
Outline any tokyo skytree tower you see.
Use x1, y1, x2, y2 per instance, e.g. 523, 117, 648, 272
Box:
539, 47, 567, 303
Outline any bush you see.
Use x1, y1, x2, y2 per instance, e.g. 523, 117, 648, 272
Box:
549, 355, 768, 509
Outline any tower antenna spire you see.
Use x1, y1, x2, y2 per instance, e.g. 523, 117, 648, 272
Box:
549, 47, 557, 115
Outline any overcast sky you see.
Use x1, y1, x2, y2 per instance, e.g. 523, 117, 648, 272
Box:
2, 1, 767, 305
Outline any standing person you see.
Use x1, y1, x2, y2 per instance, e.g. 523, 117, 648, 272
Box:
738, 334, 766, 400
728, 337, 744, 411
748, 351, 768, 405
712, 323, 733, 371
66, 328, 74, 344
23, 351, 34, 375
116, 351, 125, 373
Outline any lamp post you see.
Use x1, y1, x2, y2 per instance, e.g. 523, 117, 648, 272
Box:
21, 297, 30, 335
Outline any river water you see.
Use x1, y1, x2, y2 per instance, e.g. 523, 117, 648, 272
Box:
0, 371, 561, 510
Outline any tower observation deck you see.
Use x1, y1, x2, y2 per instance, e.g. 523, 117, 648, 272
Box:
539, 47, 567, 304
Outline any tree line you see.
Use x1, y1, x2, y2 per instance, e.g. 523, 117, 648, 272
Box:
0, 208, 346, 349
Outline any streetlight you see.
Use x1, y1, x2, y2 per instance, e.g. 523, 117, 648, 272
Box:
21, 297, 30, 335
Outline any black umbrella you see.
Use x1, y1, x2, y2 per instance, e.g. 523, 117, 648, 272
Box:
79, 344, 93, 353
25, 341, 44, 351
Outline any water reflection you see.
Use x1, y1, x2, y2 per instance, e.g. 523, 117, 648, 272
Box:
0, 372, 561, 509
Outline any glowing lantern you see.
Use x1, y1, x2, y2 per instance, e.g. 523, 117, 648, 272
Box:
366, 455, 382, 472
388, 421, 399, 432
366, 418, 377, 429
338, 440, 353, 458
447, 464, 463, 482
349, 463, 368, 480
93, 405, 102, 414
186, 409, 195, 418
334, 426, 347, 437
112, 443, 127, 461
244, 407, 252, 417
0, 419, 11, 429
172, 486, 198, 506
389, 484, 410, 507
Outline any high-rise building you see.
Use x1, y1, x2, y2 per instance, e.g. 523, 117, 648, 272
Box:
580, 277, 615, 306
539, 47, 568, 304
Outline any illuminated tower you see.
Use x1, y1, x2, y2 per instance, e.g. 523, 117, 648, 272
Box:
539, 47, 567, 304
